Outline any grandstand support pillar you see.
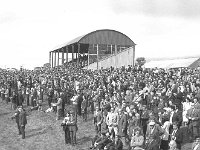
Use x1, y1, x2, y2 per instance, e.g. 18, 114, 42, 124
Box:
66, 47, 68, 63
97, 44, 99, 70
49, 52, 51, 66
77, 43, 80, 66
72, 45, 74, 62
62, 48, 64, 65
57, 51, 59, 66
115, 45, 117, 54
51, 51, 54, 68
88, 48, 90, 67
54, 51, 56, 67
133, 45, 135, 66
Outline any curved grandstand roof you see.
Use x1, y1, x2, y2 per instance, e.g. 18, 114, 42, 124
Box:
53, 29, 135, 52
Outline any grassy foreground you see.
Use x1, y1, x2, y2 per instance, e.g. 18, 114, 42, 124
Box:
0, 99, 95, 150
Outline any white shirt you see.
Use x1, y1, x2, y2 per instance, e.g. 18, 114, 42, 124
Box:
170, 111, 174, 124
183, 102, 193, 112
106, 112, 118, 126
194, 144, 200, 150
162, 121, 171, 140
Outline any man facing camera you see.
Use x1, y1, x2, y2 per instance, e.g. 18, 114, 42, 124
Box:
11, 106, 27, 139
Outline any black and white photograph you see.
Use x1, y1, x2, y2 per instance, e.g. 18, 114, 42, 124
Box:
1, 0, 200, 150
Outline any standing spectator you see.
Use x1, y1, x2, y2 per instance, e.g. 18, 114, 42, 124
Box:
68, 109, 77, 146
130, 127, 144, 150
140, 105, 149, 139
160, 116, 171, 150
11, 106, 27, 139
47, 87, 54, 108
94, 106, 103, 134
18, 90, 24, 106
186, 103, 200, 140
106, 107, 119, 137
145, 120, 163, 150
81, 94, 88, 121
11, 91, 18, 110
25, 87, 30, 106
182, 97, 193, 123
118, 109, 128, 147
52, 97, 63, 120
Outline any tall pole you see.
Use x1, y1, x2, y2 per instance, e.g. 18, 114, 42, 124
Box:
52, 51, 54, 68
97, 44, 99, 70
62, 48, 64, 65
49, 52, 51, 66
77, 43, 80, 66
115, 45, 117, 54
66, 46, 68, 63
72, 45, 74, 62
133, 45, 136, 66
57, 51, 59, 66
88, 46, 90, 67
54, 51, 56, 67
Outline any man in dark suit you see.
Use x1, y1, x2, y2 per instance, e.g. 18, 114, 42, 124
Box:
18, 90, 24, 106
140, 105, 149, 138
118, 109, 128, 148
12, 106, 27, 139
94, 106, 103, 134
19, 106, 27, 139
171, 105, 183, 127
178, 122, 192, 150
68, 109, 78, 146
186, 103, 200, 140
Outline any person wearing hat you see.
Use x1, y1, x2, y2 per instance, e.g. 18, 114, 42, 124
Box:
145, 119, 164, 150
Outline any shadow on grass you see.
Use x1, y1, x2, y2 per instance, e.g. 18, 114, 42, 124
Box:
26, 126, 50, 138
77, 136, 93, 146
0, 112, 11, 117
26, 130, 47, 139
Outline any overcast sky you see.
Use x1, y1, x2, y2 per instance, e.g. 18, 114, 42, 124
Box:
1, 0, 200, 69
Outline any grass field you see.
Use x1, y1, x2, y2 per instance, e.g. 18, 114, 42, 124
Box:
0, 98, 95, 150
0, 97, 193, 150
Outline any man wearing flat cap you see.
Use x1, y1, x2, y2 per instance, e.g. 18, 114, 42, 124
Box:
145, 119, 164, 150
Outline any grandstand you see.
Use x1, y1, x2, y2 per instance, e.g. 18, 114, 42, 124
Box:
49, 29, 136, 69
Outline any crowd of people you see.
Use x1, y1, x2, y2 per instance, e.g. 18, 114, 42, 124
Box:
1, 61, 200, 150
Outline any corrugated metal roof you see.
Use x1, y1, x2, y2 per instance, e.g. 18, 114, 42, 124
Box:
144, 57, 200, 68
52, 29, 135, 52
